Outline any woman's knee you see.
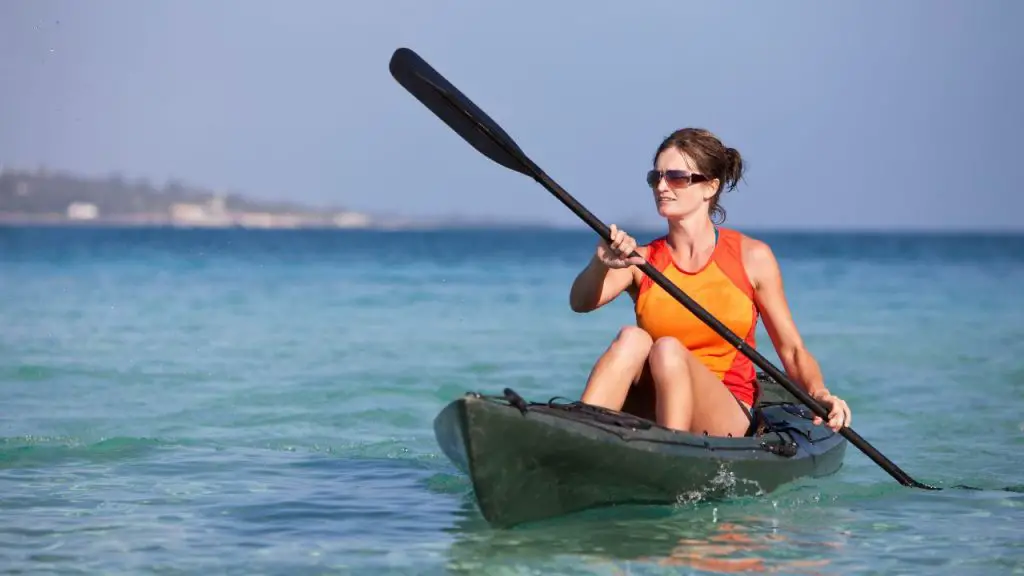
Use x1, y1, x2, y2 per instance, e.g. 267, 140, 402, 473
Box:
612, 325, 653, 352
649, 337, 689, 372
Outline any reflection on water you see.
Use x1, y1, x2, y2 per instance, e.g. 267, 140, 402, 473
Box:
441, 495, 853, 574
653, 521, 840, 574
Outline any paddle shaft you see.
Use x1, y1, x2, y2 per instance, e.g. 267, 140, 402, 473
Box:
390, 47, 938, 491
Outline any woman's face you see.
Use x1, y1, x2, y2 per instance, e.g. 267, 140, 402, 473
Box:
648, 147, 717, 220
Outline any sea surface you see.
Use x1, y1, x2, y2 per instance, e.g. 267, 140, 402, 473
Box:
1, 226, 1022, 575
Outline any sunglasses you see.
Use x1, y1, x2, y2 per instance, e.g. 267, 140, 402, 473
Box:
646, 169, 710, 189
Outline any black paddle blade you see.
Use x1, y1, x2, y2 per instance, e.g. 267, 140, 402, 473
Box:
389, 47, 530, 177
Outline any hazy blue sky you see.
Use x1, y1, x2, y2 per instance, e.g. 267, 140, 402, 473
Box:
1, 0, 1021, 230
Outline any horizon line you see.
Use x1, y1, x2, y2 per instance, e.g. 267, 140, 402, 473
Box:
1, 221, 1021, 236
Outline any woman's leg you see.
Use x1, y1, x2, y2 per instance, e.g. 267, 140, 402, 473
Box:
647, 336, 752, 437
579, 326, 653, 411
620, 362, 657, 421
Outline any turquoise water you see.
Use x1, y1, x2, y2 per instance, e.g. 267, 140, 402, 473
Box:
1, 226, 1022, 574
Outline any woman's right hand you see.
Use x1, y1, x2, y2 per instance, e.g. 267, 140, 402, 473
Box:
596, 224, 646, 269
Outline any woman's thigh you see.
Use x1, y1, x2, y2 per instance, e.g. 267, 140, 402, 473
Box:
682, 352, 752, 437
622, 350, 751, 437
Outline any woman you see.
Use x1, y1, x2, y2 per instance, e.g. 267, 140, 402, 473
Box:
568, 127, 851, 437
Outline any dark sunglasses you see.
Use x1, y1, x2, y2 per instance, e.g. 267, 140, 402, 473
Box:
646, 169, 710, 189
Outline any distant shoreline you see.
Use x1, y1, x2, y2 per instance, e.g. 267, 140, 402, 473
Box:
2, 167, 1019, 236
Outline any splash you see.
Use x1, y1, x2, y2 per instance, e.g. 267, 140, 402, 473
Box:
672, 463, 767, 508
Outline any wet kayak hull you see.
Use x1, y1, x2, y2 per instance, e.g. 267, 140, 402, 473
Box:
433, 375, 847, 528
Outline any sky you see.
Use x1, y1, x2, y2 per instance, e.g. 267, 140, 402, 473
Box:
1, 0, 1022, 231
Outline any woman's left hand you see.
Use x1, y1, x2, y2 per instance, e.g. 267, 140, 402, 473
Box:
811, 390, 851, 432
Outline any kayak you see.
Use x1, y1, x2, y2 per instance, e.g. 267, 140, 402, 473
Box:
433, 372, 847, 528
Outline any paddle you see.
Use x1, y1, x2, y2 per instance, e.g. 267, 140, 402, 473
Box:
388, 46, 939, 491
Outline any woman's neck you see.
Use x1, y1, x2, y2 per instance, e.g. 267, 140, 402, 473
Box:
666, 214, 717, 259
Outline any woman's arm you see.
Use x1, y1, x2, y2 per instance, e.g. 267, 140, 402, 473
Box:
570, 225, 648, 313
742, 237, 828, 396
743, 236, 851, 431
569, 250, 644, 313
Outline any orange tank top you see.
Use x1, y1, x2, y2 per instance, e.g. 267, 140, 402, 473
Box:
634, 227, 760, 406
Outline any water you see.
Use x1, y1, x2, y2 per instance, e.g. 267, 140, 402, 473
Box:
1, 226, 1022, 574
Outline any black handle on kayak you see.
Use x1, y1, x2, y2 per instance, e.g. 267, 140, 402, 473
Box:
388, 46, 940, 491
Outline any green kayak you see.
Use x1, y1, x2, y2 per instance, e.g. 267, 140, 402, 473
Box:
433, 373, 847, 528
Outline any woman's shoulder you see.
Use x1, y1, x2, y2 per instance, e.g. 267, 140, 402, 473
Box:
637, 234, 669, 255
724, 229, 780, 288
716, 227, 772, 258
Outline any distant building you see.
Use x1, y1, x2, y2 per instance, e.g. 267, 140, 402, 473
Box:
169, 202, 233, 227
67, 202, 99, 220
238, 212, 276, 228
333, 212, 372, 228
170, 203, 207, 224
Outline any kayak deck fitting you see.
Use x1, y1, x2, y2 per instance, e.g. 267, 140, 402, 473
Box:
433, 372, 847, 528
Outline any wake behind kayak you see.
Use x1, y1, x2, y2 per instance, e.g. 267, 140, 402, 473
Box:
433, 373, 847, 528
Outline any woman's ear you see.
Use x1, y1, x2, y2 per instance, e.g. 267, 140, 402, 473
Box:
704, 179, 720, 200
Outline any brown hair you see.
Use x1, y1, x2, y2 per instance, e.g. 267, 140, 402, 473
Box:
653, 128, 745, 224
